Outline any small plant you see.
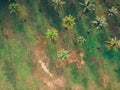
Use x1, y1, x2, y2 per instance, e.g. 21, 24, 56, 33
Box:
106, 37, 120, 51
51, 0, 66, 10
107, 7, 118, 16
62, 15, 75, 30
57, 49, 69, 60
9, 3, 19, 14
46, 28, 58, 42
77, 36, 86, 45
92, 16, 108, 29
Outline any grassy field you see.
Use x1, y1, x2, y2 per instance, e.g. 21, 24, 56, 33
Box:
0, 0, 120, 90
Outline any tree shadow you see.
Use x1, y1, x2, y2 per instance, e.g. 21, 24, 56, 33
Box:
64, 2, 78, 17
38, 0, 62, 31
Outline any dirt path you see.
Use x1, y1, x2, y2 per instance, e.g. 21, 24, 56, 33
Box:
32, 36, 66, 90
34, 50, 53, 77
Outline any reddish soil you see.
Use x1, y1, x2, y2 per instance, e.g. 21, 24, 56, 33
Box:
31, 35, 67, 90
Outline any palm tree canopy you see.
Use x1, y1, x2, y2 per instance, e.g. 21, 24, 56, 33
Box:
92, 16, 107, 29
107, 7, 118, 16
106, 37, 120, 51
79, 0, 95, 13
62, 15, 76, 29
57, 49, 69, 60
77, 36, 86, 45
46, 28, 58, 41
9, 3, 19, 14
51, 0, 66, 10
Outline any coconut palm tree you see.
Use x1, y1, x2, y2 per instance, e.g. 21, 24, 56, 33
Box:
107, 7, 118, 16
79, 0, 95, 18
106, 37, 120, 51
46, 28, 58, 43
92, 16, 108, 29
9, 3, 19, 14
51, 0, 66, 10
62, 15, 76, 30
57, 49, 69, 60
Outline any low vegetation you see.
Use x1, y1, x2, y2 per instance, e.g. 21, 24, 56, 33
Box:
0, 0, 120, 90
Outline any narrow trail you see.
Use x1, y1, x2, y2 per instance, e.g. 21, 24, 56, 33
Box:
32, 36, 66, 89
34, 50, 53, 77
33, 35, 53, 77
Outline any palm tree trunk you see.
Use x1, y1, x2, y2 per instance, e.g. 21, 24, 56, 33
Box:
52, 39, 56, 44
